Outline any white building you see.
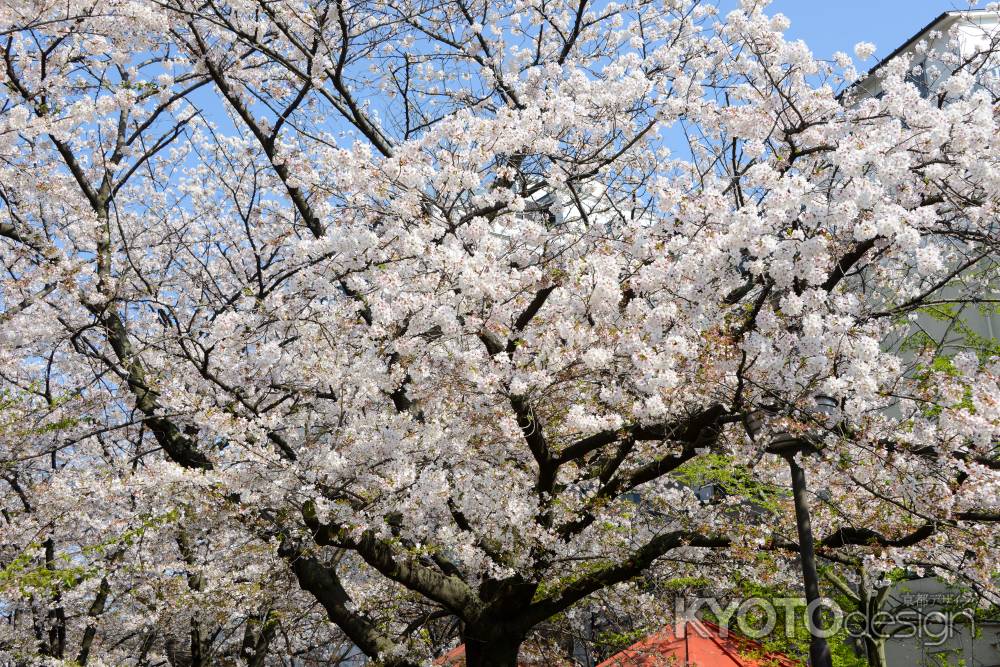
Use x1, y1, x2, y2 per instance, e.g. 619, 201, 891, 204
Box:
851, 9, 1000, 100
848, 10, 1000, 358
849, 10, 1000, 667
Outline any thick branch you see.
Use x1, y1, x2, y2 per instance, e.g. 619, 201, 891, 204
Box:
280, 543, 418, 667
821, 238, 876, 292
303, 505, 481, 619
522, 530, 728, 629
558, 405, 727, 538
820, 523, 937, 549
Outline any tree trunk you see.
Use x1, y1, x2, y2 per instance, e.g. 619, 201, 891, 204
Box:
463, 631, 523, 667
863, 634, 887, 667
43, 538, 66, 659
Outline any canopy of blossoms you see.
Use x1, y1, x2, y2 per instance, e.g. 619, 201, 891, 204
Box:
0, 0, 998, 665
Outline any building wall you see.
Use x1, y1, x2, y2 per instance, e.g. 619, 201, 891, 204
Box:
880, 577, 1000, 667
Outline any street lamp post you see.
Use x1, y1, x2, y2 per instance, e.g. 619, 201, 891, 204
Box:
748, 395, 839, 667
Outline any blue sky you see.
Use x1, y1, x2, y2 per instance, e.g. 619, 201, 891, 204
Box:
752, 1, 977, 62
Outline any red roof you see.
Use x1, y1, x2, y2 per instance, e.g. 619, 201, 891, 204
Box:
435, 645, 471, 667
597, 621, 803, 667
434, 621, 801, 667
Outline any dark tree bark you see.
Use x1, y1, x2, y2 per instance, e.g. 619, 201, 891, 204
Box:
76, 576, 111, 665
43, 538, 66, 659
463, 633, 523, 667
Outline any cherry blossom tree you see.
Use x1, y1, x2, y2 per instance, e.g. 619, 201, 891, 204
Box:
1, 0, 999, 665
